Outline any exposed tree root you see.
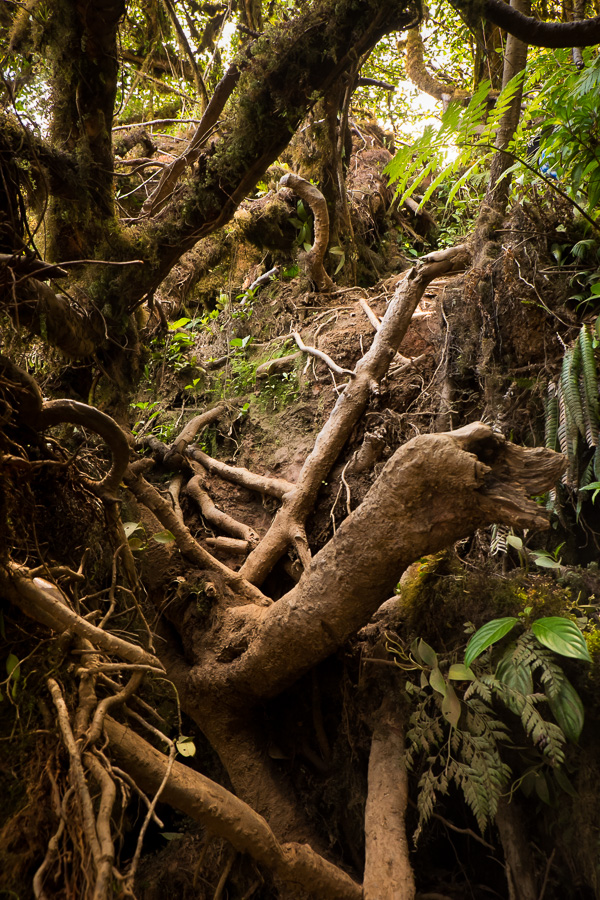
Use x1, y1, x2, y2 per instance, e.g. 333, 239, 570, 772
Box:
279, 173, 335, 291
186, 469, 260, 546
124, 467, 269, 606
364, 697, 415, 900
239, 247, 470, 586
105, 717, 362, 900
2, 563, 161, 667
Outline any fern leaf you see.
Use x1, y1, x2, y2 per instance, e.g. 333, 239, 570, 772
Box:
544, 383, 559, 450
578, 325, 599, 446
561, 344, 585, 439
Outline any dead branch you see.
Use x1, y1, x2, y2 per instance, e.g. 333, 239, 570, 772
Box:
240, 251, 470, 586
359, 298, 412, 365
292, 330, 355, 377
141, 62, 240, 217
105, 716, 362, 900
37, 400, 130, 501
161, 0, 209, 108
3, 563, 162, 667
363, 697, 415, 900
279, 173, 334, 292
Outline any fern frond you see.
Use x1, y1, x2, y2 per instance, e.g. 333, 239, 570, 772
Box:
544, 382, 559, 451
490, 524, 508, 555
578, 324, 599, 446
561, 343, 585, 439
478, 71, 525, 147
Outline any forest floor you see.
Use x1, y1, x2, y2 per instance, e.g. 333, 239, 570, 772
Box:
3, 124, 600, 900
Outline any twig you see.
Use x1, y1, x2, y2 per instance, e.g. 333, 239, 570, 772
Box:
292, 331, 355, 378
341, 461, 352, 516
123, 723, 177, 889
112, 117, 204, 131
538, 848, 556, 900
423, 804, 496, 850
239, 266, 280, 305
110, 766, 164, 827
359, 297, 382, 331
53, 258, 145, 268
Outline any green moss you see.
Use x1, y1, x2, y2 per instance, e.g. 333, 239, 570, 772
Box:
399, 552, 575, 654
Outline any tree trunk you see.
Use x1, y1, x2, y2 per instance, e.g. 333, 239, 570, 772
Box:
485, 0, 530, 213
364, 697, 415, 900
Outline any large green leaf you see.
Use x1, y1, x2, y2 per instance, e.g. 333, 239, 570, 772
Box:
496, 653, 533, 695
417, 639, 438, 668
441, 682, 461, 728
531, 617, 591, 662
429, 666, 447, 697
548, 676, 585, 742
464, 618, 518, 669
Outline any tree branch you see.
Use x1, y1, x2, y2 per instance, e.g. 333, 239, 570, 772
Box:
37, 400, 131, 501
240, 250, 469, 586
279, 174, 334, 292
477, 0, 600, 47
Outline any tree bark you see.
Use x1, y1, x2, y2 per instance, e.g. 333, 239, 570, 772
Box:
496, 796, 539, 900
478, 0, 600, 47
364, 697, 415, 900
46, 0, 125, 260
104, 716, 362, 900
485, 0, 530, 213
